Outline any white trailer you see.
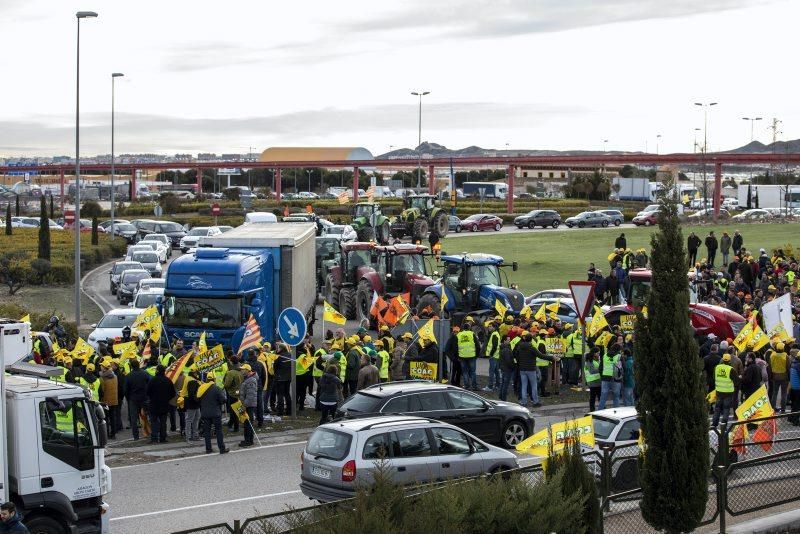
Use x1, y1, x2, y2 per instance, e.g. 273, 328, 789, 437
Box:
737, 184, 800, 209
1, 320, 111, 533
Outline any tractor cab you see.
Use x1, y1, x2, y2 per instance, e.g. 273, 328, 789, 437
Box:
405, 194, 437, 211
350, 203, 390, 244
352, 203, 381, 221
380, 244, 432, 294
340, 242, 377, 281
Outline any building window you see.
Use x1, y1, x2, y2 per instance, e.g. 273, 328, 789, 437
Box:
561, 172, 566, 178
549, 172, 554, 178
538, 172, 543, 178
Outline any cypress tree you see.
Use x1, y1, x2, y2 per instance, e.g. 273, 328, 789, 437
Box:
38, 195, 51, 260
635, 191, 709, 532
15, 194, 20, 216
91, 217, 99, 246
5, 204, 11, 235
49, 195, 54, 219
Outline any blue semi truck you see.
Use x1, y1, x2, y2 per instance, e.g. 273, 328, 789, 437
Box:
163, 223, 317, 351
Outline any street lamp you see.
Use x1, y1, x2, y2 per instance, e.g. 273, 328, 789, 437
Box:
75, 10, 98, 327
306, 169, 313, 193
656, 134, 662, 155
411, 91, 430, 189
694, 102, 718, 212
110, 72, 123, 241
741, 116, 762, 142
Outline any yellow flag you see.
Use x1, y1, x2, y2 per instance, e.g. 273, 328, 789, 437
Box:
20, 314, 30, 324
768, 324, 790, 342
440, 289, 449, 311
516, 415, 595, 456
323, 300, 347, 325
494, 298, 508, 318
417, 319, 437, 344
230, 399, 250, 423
534, 303, 547, 322
735, 384, 773, 421
545, 299, 560, 313
694, 190, 701, 199
750, 325, 769, 351
520, 305, 532, 319
733, 322, 754, 352
396, 297, 411, 324
71, 338, 95, 363
113, 341, 138, 357
682, 194, 689, 204
132, 304, 162, 343
52, 340, 60, 353
199, 332, 208, 353
595, 331, 614, 347
588, 306, 608, 337
641, 306, 648, 318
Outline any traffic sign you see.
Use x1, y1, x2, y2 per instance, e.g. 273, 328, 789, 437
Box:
278, 307, 307, 346
211, 203, 221, 216
568, 280, 596, 321
153, 205, 163, 217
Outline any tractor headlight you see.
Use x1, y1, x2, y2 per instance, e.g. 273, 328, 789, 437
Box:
386, 273, 392, 278
511, 283, 519, 290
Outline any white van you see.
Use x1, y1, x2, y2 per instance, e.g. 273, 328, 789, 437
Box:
244, 212, 278, 224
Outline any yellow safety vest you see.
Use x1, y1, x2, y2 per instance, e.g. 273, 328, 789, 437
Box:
714, 364, 734, 393
296, 350, 312, 376
602, 354, 621, 377
160, 353, 175, 368
584, 360, 601, 384
456, 331, 476, 359
377, 350, 390, 379
536, 339, 550, 367
54, 410, 73, 433
771, 352, 788, 374
145, 366, 157, 377
312, 349, 325, 377
80, 377, 101, 400
510, 336, 521, 351
214, 363, 228, 388
487, 331, 501, 359
51, 366, 68, 382
338, 355, 347, 381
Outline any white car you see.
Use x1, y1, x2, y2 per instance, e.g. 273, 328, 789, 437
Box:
136, 277, 166, 293
140, 234, 171, 262
87, 308, 141, 349
296, 191, 320, 199
179, 226, 222, 252
10, 217, 63, 230
126, 244, 155, 261
129, 287, 165, 312
318, 219, 357, 241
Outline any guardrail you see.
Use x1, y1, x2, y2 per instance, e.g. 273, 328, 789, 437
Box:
171, 412, 800, 534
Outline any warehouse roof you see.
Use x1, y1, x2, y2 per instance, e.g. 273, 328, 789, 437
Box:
258, 147, 374, 162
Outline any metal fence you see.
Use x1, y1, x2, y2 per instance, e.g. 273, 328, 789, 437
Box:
172, 413, 800, 534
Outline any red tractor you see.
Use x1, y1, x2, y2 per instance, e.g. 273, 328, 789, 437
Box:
324, 242, 435, 322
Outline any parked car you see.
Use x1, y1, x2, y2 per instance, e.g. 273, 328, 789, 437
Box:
296, 191, 320, 199
460, 214, 503, 232
117, 269, 152, 304
179, 226, 222, 252
722, 198, 740, 211
130, 219, 187, 248
108, 261, 145, 294
87, 308, 141, 349
98, 219, 130, 232
526, 288, 572, 302
565, 211, 612, 228
10, 216, 63, 230
596, 210, 624, 226
299, 415, 520, 503
321, 223, 357, 242
688, 208, 730, 221
526, 297, 579, 325
110, 223, 139, 243
448, 215, 462, 233
632, 210, 659, 226
336, 382, 534, 448
731, 209, 772, 223
62, 219, 95, 232
140, 233, 172, 261
130, 251, 162, 278
513, 210, 561, 229
764, 207, 793, 219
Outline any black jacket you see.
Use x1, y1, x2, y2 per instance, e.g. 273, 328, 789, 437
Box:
687, 235, 701, 251
199, 383, 227, 418
513, 340, 548, 372
146, 374, 176, 415
732, 233, 743, 252
274, 352, 292, 382
705, 236, 718, 251
125, 369, 151, 403
185, 378, 201, 410
614, 235, 626, 249
703, 353, 721, 390
317, 372, 342, 404
741, 363, 762, 397
499, 345, 516, 373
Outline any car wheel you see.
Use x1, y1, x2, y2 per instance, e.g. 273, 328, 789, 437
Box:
494, 223, 502, 231
644, 220, 652, 226
578, 221, 585, 228
566, 223, 573, 228
502, 420, 528, 448
455, 225, 461, 233
602, 220, 609, 228
470, 225, 477, 232
110, 285, 116, 295
551, 220, 560, 228
614, 219, 621, 226
527, 221, 535, 229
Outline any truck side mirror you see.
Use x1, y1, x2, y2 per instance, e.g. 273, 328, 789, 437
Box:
94, 404, 108, 448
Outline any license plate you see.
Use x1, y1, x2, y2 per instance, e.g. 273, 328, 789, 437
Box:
311, 465, 331, 479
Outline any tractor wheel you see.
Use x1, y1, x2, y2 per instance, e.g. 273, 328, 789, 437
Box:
356, 226, 375, 242
326, 274, 340, 309
339, 287, 357, 320
412, 218, 429, 243
417, 292, 442, 317
377, 221, 391, 245
432, 212, 449, 236
356, 280, 374, 322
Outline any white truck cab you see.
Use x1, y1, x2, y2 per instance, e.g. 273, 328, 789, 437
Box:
1, 321, 111, 533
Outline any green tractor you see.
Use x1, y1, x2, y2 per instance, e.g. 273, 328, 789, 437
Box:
350, 202, 391, 244
390, 194, 450, 242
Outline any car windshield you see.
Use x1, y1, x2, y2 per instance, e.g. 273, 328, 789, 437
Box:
306, 428, 352, 461
188, 228, 209, 236
392, 254, 426, 275
346, 249, 372, 269
158, 222, 184, 233
163, 296, 242, 329
122, 271, 150, 285
113, 263, 139, 274
465, 214, 483, 221
140, 242, 159, 251
339, 392, 381, 413
134, 293, 161, 309
132, 252, 158, 264
409, 196, 432, 210
593, 416, 619, 441
116, 224, 136, 231
139, 280, 165, 290
97, 313, 138, 329
144, 235, 168, 244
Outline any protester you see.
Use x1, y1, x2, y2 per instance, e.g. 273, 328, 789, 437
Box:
199, 373, 229, 455
145, 365, 176, 444
238, 363, 258, 447
0, 502, 29, 534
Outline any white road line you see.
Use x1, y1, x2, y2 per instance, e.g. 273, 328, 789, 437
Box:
110, 440, 307, 470
109, 490, 303, 521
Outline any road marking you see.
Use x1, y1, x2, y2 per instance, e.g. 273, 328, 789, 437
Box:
109, 490, 303, 521
110, 440, 307, 470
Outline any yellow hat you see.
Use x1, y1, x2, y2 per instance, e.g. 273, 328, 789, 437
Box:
374, 339, 384, 347
722, 353, 731, 362
86, 363, 96, 372
625, 334, 633, 342
240, 363, 252, 372
63, 357, 73, 365
205, 373, 216, 382
401, 332, 413, 340
363, 335, 372, 343
464, 315, 475, 323
563, 323, 573, 330
505, 315, 514, 323
380, 325, 390, 332
101, 361, 111, 369
349, 335, 360, 344
776, 342, 785, 352
261, 341, 272, 351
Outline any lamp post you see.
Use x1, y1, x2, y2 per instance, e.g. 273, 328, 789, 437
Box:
656, 134, 662, 155
306, 169, 313, 193
694, 102, 717, 209
110, 72, 123, 240
742, 117, 762, 184
75, 10, 98, 327
411, 91, 430, 189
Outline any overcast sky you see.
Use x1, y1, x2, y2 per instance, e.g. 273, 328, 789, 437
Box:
1, 0, 797, 158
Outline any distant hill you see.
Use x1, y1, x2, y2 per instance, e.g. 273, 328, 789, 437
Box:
378, 139, 800, 159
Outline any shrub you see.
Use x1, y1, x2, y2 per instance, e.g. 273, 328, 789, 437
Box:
82, 200, 103, 219
544, 435, 600, 533
0, 251, 28, 295
159, 193, 181, 215
30, 258, 52, 284
91, 217, 99, 246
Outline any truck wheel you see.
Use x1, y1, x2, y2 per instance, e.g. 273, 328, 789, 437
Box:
340, 287, 357, 319
377, 221, 390, 245
25, 515, 66, 534
356, 280, 374, 322
412, 218, 429, 242
417, 293, 441, 317
356, 226, 375, 242
432, 212, 449, 236
325, 275, 340, 308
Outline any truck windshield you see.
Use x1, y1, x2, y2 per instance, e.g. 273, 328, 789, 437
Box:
353, 205, 373, 218
392, 254, 426, 275
163, 296, 242, 329
468, 264, 501, 287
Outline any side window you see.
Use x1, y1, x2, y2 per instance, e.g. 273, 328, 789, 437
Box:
383, 395, 422, 413
363, 433, 390, 460
447, 391, 486, 410
417, 392, 449, 411
394, 428, 432, 457
432, 427, 471, 455
39, 399, 95, 471
617, 419, 641, 441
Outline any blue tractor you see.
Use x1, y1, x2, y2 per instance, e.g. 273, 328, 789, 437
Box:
415, 253, 524, 324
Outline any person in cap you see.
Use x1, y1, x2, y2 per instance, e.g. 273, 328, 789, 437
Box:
443, 326, 461, 386
317, 365, 343, 425
357, 353, 380, 390
313, 340, 333, 408
124, 358, 150, 441
198, 373, 229, 454
223, 358, 243, 432
768, 342, 789, 412
711, 352, 740, 427
373, 339, 391, 383
238, 363, 258, 447
273, 343, 293, 416
180, 366, 202, 442
456, 323, 481, 391
79, 363, 102, 401
99, 360, 119, 439
391, 334, 411, 381
146, 365, 176, 443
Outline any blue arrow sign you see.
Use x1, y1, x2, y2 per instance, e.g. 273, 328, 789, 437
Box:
277, 307, 307, 346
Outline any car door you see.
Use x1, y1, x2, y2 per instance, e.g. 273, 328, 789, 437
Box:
444, 390, 502, 442
430, 426, 485, 480
388, 428, 440, 486
413, 391, 451, 419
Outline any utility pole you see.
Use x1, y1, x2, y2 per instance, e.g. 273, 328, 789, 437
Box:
411, 91, 430, 189
742, 117, 762, 184
768, 118, 782, 184
695, 102, 717, 212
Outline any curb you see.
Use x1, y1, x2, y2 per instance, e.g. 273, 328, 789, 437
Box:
80, 258, 119, 319
728, 508, 800, 533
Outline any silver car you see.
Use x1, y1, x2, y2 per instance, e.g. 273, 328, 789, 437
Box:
130, 251, 162, 278
300, 416, 519, 503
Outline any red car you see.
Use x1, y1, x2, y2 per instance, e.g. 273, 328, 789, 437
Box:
461, 214, 503, 232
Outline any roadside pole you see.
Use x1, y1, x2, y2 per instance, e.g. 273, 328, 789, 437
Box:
568, 280, 596, 390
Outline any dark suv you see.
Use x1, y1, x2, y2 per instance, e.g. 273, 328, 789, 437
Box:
336, 381, 534, 448
513, 210, 561, 229
130, 219, 186, 248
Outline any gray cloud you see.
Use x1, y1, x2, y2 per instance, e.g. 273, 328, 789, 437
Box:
0, 102, 585, 155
